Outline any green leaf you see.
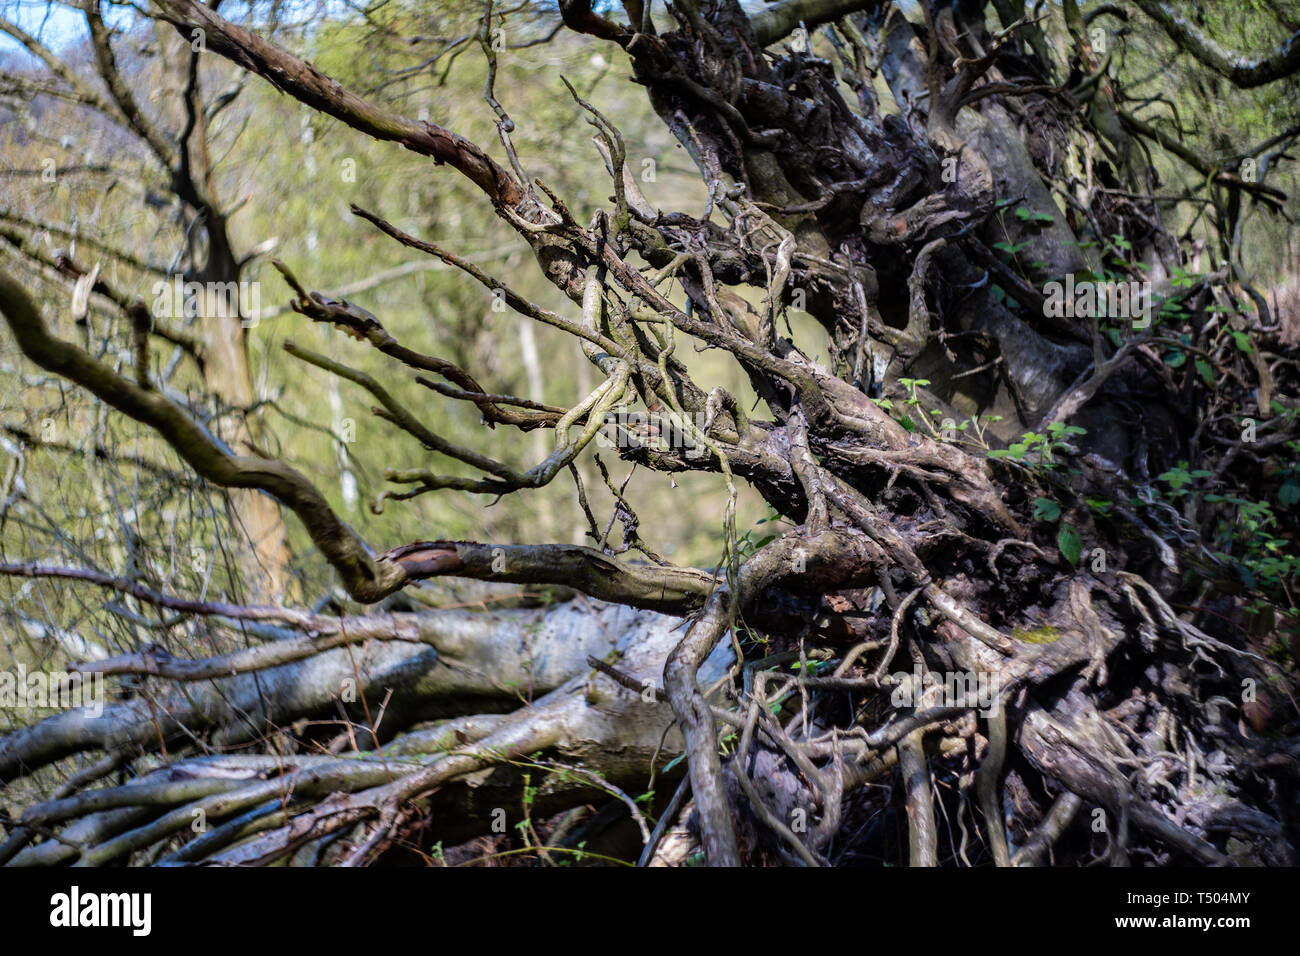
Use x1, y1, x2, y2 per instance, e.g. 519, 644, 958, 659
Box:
1231, 330, 1253, 353
1279, 481, 1300, 507
1195, 358, 1215, 387
1057, 525, 1082, 567
1033, 497, 1062, 522
1158, 467, 1192, 490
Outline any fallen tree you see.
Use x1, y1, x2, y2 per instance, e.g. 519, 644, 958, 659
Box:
0, 0, 1297, 866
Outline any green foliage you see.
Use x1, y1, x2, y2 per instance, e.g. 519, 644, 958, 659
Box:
986, 422, 1086, 469
736, 511, 783, 559
1032, 496, 1062, 522
1057, 524, 1082, 567
1014, 206, 1055, 225
1157, 462, 1213, 497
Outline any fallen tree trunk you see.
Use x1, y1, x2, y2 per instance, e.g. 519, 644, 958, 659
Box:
1, 0, 1297, 867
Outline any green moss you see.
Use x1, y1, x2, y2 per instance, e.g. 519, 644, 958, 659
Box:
1011, 625, 1063, 645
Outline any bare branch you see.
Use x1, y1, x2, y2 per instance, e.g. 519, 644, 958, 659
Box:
1135, 0, 1300, 87
149, 0, 525, 207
